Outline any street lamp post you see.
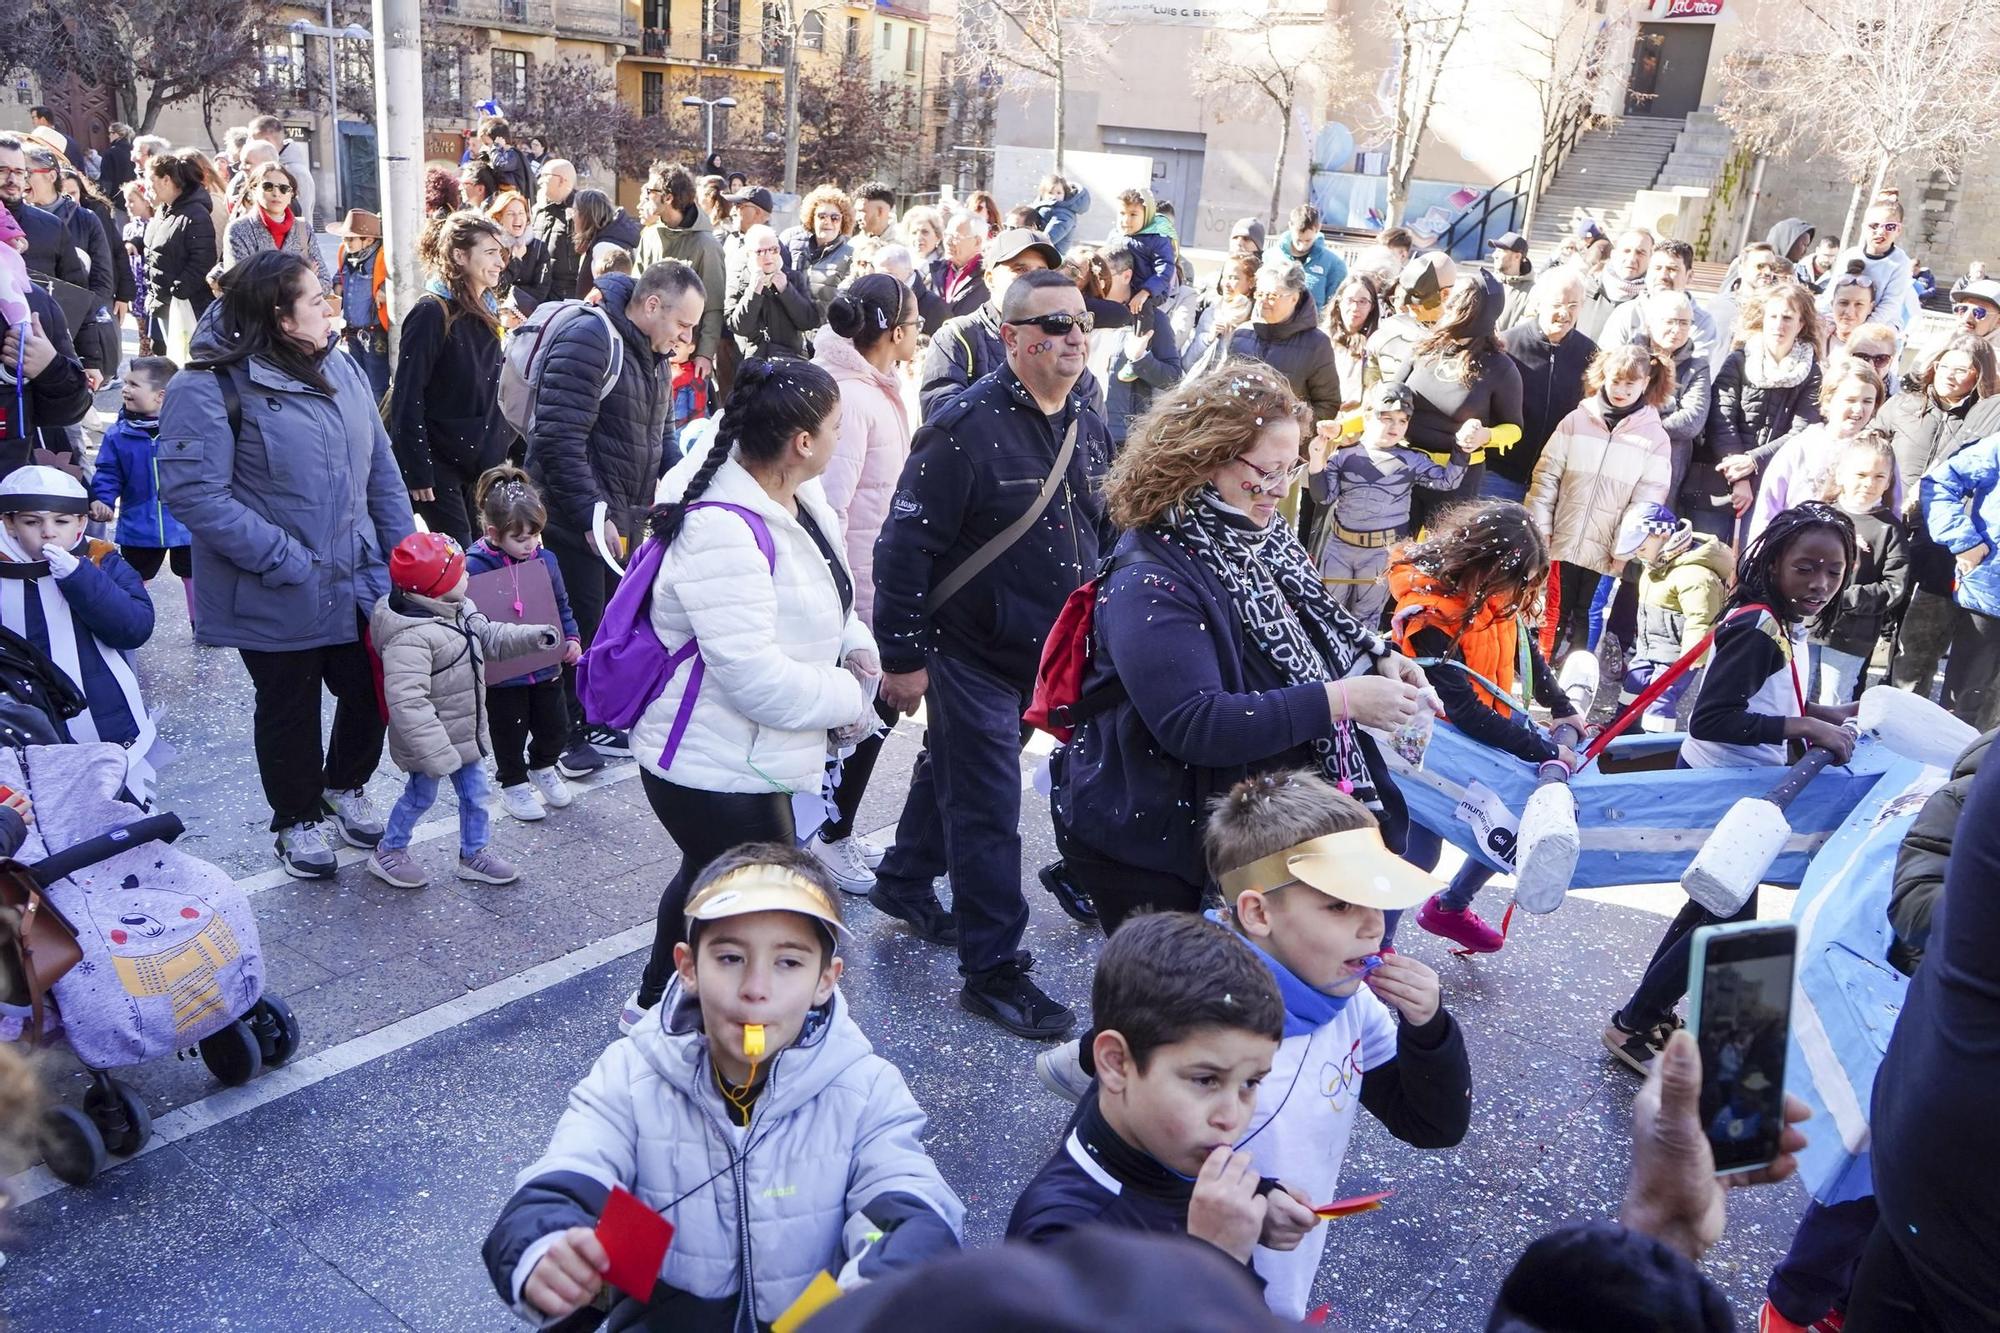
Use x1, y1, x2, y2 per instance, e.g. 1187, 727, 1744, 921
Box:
680, 94, 738, 162
290, 11, 373, 217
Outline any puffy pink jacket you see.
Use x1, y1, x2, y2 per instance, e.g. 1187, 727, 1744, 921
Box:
1525, 396, 1672, 575
812, 332, 911, 625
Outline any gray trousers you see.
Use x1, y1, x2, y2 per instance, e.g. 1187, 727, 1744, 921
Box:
1321, 539, 1392, 628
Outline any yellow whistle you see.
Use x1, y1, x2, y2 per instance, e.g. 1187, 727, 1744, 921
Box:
742, 1024, 766, 1058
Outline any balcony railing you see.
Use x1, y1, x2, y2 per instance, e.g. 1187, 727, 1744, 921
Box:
703, 35, 741, 63
642, 26, 670, 55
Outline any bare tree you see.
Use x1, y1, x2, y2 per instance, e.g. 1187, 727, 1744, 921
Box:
517, 56, 629, 178
1513, 0, 1640, 219
954, 0, 1110, 174
1372, 0, 1473, 227
1192, 18, 1357, 230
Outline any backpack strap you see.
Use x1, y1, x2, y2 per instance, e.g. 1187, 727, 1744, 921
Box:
1061, 548, 1169, 729
586, 303, 624, 402
685, 501, 776, 572
212, 364, 242, 441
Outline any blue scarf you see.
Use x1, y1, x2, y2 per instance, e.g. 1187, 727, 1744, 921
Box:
1205, 909, 1350, 1037
423, 277, 500, 315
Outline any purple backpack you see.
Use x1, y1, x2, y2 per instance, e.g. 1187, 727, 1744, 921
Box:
575, 502, 775, 766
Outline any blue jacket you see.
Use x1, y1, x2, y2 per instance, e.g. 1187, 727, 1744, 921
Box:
0, 539, 153, 743
463, 538, 581, 686
90, 411, 192, 550
1919, 435, 2000, 618
1265, 233, 1348, 311
1115, 218, 1179, 301
1033, 184, 1092, 252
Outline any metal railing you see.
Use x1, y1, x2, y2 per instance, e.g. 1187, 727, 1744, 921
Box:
1438, 164, 1529, 260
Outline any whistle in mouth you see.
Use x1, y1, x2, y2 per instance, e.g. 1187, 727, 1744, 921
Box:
743, 1024, 766, 1058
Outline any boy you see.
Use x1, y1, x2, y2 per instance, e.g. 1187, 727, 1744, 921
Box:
669, 330, 710, 438
1007, 912, 1323, 1274
1208, 770, 1472, 1318
1812, 434, 1907, 704
484, 844, 963, 1328
87, 357, 193, 621
1618, 504, 1733, 732
1109, 188, 1178, 309
1308, 381, 1466, 625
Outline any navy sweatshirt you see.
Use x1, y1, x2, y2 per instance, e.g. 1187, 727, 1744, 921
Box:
1407, 625, 1567, 764
1683, 608, 1803, 769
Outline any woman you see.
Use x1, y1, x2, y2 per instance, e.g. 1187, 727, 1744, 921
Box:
1821, 265, 1876, 357
1640, 289, 1715, 505
1710, 284, 1824, 533
727, 222, 820, 360
902, 205, 943, 271
1399, 268, 1525, 527
387, 211, 512, 545
568, 188, 640, 299
1495, 266, 1595, 504
636, 166, 727, 374
1324, 273, 1382, 408
425, 166, 463, 219
143, 152, 219, 366
484, 188, 544, 315
156, 250, 414, 879
1183, 252, 1257, 371
223, 162, 331, 290
965, 190, 1002, 238
1840, 322, 1901, 397
787, 184, 857, 322
1050, 361, 1431, 934
697, 174, 731, 231
1224, 259, 1341, 423
622, 360, 876, 1029
805, 276, 922, 890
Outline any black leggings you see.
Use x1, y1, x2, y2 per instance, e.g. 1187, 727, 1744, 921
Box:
636, 770, 796, 1008
122, 545, 192, 579
487, 678, 569, 787
822, 699, 901, 842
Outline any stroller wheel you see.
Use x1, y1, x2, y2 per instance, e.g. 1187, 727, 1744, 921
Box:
84, 1078, 153, 1157
198, 1020, 265, 1087
248, 994, 301, 1067
41, 1105, 107, 1185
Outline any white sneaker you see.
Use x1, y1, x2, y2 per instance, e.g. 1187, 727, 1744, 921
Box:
619, 990, 654, 1037
809, 834, 877, 895
499, 783, 546, 822
1035, 1038, 1091, 1103
527, 766, 575, 808
855, 833, 887, 870
321, 789, 384, 848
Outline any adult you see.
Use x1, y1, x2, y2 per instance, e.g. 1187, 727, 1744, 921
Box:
1227, 217, 1266, 261
524, 260, 704, 765
1225, 258, 1341, 428
1639, 289, 1716, 504
806, 276, 923, 890
1950, 277, 2000, 349
870, 270, 1113, 1039
247, 115, 315, 226
1366, 252, 1455, 385
25, 109, 76, 173
696, 174, 731, 232
1051, 362, 1429, 933
1495, 266, 1595, 504
1578, 228, 1654, 342
1323, 273, 1383, 408
726, 223, 819, 360
854, 181, 900, 245
1855, 190, 1920, 332
223, 162, 331, 291
1098, 244, 1183, 449
331, 209, 392, 402
1399, 268, 1524, 525
387, 211, 511, 545
141, 152, 219, 367
1708, 284, 1824, 533
425, 166, 463, 220
0, 135, 91, 296
902, 205, 942, 270
97, 123, 135, 204
158, 249, 413, 877
1821, 263, 1877, 357
620, 358, 875, 1028
529, 158, 580, 305
567, 188, 640, 299
20, 144, 117, 384
1599, 239, 1719, 362
0, 224, 91, 475
929, 210, 989, 321
458, 158, 501, 212
917, 227, 1066, 422
636, 164, 726, 381
725, 184, 774, 241
964, 190, 1002, 237
1264, 204, 1346, 311
51, 167, 128, 323
1491, 230, 1535, 332
786, 184, 857, 321
1183, 252, 1258, 375
485, 188, 544, 314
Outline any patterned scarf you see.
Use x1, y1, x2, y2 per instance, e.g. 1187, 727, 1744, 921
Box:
1161, 488, 1386, 805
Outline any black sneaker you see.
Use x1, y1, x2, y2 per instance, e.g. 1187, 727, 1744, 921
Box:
584, 724, 632, 756
868, 884, 958, 946
962, 960, 1075, 1039
556, 740, 608, 778
1602, 1011, 1678, 1075
1037, 860, 1098, 925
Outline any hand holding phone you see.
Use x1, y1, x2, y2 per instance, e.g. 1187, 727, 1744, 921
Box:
1688, 921, 1797, 1174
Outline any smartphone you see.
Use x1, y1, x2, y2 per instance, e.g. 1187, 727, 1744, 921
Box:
1687, 920, 1796, 1174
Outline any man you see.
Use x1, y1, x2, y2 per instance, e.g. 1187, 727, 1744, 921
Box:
871, 269, 1113, 1039
1228, 217, 1265, 260
222, 126, 252, 177
1491, 230, 1535, 332
26, 109, 76, 171
248, 115, 314, 226
0, 278, 92, 476
1496, 267, 1596, 504
131, 135, 170, 181
918, 227, 1071, 421
0, 136, 92, 303
481, 117, 535, 198
856, 181, 900, 244
97, 123, 136, 205
21, 143, 119, 385
1599, 238, 1719, 359
528, 158, 580, 310
1097, 242, 1181, 449
927, 210, 989, 322
1366, 251, 1456, 385
1578, 227, 1652, 341
1950, 277, 2000, 348
524, 260, 705, 769
1801, 234, 1840, 292
1264, 203, 1345, 311
722, 183, 773, 239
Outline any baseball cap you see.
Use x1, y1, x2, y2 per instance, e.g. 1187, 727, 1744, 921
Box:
1364, 382, 1415, 415
1217, 827, 1437, 912
1491, 231, 1528, 255
1956, 278, 2000, 311
685, 862, 851, 941
988, 227, 1062, 269
389, 531, 467, 598
722, 185, 775, 212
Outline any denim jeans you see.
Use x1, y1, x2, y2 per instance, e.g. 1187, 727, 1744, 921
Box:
1478, 473, 1528, 503
381, 765, 493, 856
1392, 820, 1492, 944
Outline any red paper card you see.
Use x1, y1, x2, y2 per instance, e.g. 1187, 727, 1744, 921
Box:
1313, 1189, 1394, 1219
596, 1185, 673, 1302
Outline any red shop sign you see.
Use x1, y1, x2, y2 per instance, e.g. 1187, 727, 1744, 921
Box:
1661, 0, 1723, 15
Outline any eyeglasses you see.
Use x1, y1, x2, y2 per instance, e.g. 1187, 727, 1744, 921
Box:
1006, 311, 1094, 336
260, 182, 294, 195
1864, 221, 1901, 233
1954, 303, 1997, 320
1657, 317, 1693, 330
754, 245, 781, 255
0, 167, 26, 181
813, 210, 843, 223
1851, 350, 1894, 367
1235, 456, 1306, 496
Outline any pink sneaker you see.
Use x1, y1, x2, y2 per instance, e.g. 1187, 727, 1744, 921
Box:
1416, 894, 1504, 953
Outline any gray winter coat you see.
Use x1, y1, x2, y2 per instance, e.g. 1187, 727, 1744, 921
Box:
371, 590, 559, 776
223, 213, 333, 291
157, 315, 415, 652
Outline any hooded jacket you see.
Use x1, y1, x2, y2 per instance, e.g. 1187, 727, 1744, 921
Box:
1526, 395, 1672, 575
142, 192, 218, 316
1920, 435, 2000, 619
483, 983, 964, 1332
371, 587, 559, 777
576, 211, 642, 299
1397, 272, 1525, 466
1888, 729, 1992, 973
637, 206, 728, 362
1879, 385, 1986, 594
1765, 218, 1816, 268
1225, 293, 1342, 424
812, 331, 910, 625
1263, 231, 1348, 311
1499, 321, 1597, 486
1635, 530, 1735, 666
90, 410, 192, 550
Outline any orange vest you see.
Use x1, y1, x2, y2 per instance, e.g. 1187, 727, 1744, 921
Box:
1388, 557, 1524, 718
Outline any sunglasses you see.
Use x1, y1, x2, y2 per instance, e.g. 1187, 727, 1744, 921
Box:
260, 181, 294, 194
1235, 456, 1306, 496
1007, 311, 1095, 336
1954, 303, 1997, 320
1851, 350, 1894, 367
1864, 221, 1901, 232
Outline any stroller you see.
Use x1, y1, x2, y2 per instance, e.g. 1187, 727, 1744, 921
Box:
0, 741, 301, 1186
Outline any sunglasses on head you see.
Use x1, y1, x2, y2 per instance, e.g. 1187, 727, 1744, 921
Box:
1007, 311, 1094, 336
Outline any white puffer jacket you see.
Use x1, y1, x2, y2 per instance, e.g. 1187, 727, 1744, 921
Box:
812, 331, 910, 626
1525, 396, 1673, 575
632, 451, 873, 793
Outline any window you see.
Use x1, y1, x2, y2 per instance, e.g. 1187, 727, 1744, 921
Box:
644, 0, 670, 26
641, 71, 665, 118
502, 0, 527, 20
491, 50, 530, 109
259, 31, 301, 99
425, 49, 464, 114
906, 28, 921, 73
881, 22, 893, 51
801, 11, 823, 49
14, 79, 31, 107
845, 15, 860, 57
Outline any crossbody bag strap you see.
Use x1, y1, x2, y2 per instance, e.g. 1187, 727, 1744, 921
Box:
931, 420, 1079, 611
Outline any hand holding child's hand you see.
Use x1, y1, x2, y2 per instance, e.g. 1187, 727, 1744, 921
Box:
1457, 419, 1491, 451
1186, 1147, 1267, 1264
1365, 953, 1441, 1027
524, 1226, 609, 1319
1258, 1183, 1321, 1252
1718, 454, 1759, 483
563, 638, 583, 666
88, 501, 113, 523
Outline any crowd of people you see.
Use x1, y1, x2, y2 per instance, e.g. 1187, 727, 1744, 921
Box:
2, 99, 1997, 1330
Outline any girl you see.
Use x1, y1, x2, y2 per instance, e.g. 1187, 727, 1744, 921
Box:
1390, 500, 1587, 953
1711, 283, 1824, 526
566, 188, 639, 299
222, 162, 331, 291
142, 152, 218, 366
464, 466, 583, 824
1605, 503, 1861, 1074
1821, 264, 1875, 356
1525, 343, 1675, 664
1856, 189, 1920, 331
1183, 251, 1257, 371
1811, 434, 1907, 704
1748, 357, 1893, 541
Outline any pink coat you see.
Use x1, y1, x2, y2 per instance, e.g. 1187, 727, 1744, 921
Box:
812, 332, 911, 626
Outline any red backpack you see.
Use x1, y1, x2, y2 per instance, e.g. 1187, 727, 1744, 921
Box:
1024, 551, 1145, 743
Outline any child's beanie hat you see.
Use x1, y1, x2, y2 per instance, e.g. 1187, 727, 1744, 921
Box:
0, 465, 88, 516
389, 531, 465, 597
1615, 502, 1681, 560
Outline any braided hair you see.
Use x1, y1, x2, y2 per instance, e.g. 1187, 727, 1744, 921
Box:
648, 358, 841, 548
1728, 500, 1857, 639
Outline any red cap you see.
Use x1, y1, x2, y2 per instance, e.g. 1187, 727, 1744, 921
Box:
389, 531, 466, 597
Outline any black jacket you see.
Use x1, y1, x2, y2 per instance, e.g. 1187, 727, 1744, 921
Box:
1397, 277, 1523, 464
530, 197, 580, 306
1816, 504, 1908, 658
575, 211, 642, 299
924, 255, 987, 321
1225, 295, 1342, 423
1705, 349, 1823, 496
49, 194, 115, 306
1879, 387, 1986, 594
1888, 729, 1991, 974
524, 272, 671, 541
144, 193, 219, 316
3, 199, 89, 292
1499, 322, 1598, 486
726, 262, 819, 360
872, 365, 1112, 685
387, 294, 510, 490
97, 137, 135, 198
0, 287, 91, 475
918, 305, 1102, 425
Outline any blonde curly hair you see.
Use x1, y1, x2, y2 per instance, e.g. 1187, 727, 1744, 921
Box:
799, 183, 854, 238
1104, 361, 1309, 530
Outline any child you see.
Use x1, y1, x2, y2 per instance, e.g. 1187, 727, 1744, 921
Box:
1748, 357, 1896, 542
0, 466, 153, 756
1605, 502, 1861, 1074
1525, 343, 1675, 665
1813, 433, 1907, 704
1619, 504, 1734, 733
86, 357, 192, 621
463, 466, 583, 824
1389, 500, 1587, 953
669, 330, 711, 437
366, 531, 561, 889
484, 843, 964, 1326
1308, 381, 1466, 626
1109, 187, 1177, 309
1208, 771, 1472, 1319
1007, 911, 1321, 1274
